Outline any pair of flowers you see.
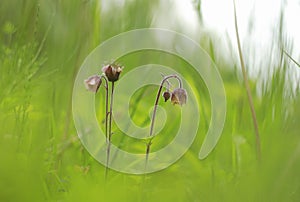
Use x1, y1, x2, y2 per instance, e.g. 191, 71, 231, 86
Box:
84, 63, 187, 175
84, 64, 187, 106
84, 64, 122, 93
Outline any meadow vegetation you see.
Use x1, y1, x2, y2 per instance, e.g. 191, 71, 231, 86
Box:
0, 0, 300, 201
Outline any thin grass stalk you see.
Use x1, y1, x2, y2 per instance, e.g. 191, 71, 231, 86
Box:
233, 0, 261, 161
283, 50, 300, 68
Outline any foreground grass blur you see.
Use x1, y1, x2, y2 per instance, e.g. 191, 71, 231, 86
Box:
0, 0, 300, 201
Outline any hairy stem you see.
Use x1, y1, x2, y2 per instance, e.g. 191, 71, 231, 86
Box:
149, 75, 182, 137
233, 0, 261, 161
145, 74, 182, 171
105, 81, 115, 179
101, 76, 109, 142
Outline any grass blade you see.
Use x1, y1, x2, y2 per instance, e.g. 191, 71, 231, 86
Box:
283, 50, 300, 68
233, 0, 261, 161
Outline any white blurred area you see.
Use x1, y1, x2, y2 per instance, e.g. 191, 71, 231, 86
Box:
157, 0, 300, 80
201, 0, 300, 49
200, 0, 300, 77
151, 0, 201, 37
100, 0, 300, 83
166, 0, 300, 88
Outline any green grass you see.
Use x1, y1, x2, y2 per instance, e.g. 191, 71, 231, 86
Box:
1, 0, 300, 201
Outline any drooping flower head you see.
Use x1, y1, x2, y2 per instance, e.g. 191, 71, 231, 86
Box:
84, 75, 102, 93
171, 88, 187, 106
102, 64, 123, 82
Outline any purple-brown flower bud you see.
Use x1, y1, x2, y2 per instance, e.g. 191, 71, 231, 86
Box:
84, 75, 102, 93
171, 88, 187, 106
163, 91, 171, 102
102, 64, 123, 82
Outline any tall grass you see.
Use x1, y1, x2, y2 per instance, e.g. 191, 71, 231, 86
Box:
233, 0, 261, 161
0, 0, 300, 201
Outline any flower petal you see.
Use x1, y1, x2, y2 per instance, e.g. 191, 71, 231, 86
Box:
84, 75, 102, 92
171, 88, 187, 106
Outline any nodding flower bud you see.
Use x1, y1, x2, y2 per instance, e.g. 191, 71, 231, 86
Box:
84, 75, 102, 93
171, 88, 187, 106
102, 64, 123, 82
163, 91, 171, 102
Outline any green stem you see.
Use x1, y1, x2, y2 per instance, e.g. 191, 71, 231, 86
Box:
101, 76, 109, 143
145, 74, 182, 171
105, 81, 115, 179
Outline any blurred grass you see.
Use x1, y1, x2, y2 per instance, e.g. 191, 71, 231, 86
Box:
1, 0, 300, 201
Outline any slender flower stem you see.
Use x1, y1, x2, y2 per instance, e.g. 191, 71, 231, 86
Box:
100, 76, 109, 143
145, 74, 182, 170
149, 75, 182, 137
160, 73, 174, 90
105, 81, 115, 179
109, 81, 115, 141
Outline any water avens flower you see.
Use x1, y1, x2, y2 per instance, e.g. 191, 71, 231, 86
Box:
83, 62, 124, 180
145, 74, 187, 172
84, 75, 102, 93
171, 88, 187, 106
102, 64, 123, 82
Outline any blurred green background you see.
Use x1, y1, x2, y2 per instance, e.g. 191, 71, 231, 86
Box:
1, 0, 300, 201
